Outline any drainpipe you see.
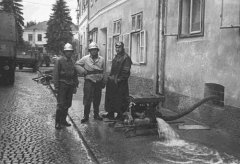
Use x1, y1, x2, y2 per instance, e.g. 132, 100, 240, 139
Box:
86, 0, 90, 51
154, 0, 161, 94
159, 0, 167, 95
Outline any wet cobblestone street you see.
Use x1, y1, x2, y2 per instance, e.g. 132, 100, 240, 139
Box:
0, 68, 95, 164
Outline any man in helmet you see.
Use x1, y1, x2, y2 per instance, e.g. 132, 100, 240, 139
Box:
53, 43, 79, 129
103, 41, 132, 121
75, 42, 105, 123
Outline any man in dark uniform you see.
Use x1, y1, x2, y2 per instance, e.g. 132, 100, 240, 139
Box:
53, 43, 79, 130
103, 42, 132, 120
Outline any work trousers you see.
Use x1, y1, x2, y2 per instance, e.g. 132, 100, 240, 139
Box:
56, 82, 74, 124
83, 79, 102, 118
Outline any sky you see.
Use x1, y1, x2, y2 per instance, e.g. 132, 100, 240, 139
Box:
22, 0, 78, 25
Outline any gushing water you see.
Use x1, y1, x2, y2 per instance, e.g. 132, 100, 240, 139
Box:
155, 118, 240, 164
156, 117, 180, 144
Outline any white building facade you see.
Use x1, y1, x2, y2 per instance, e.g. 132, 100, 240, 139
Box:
23, 21, 48, 53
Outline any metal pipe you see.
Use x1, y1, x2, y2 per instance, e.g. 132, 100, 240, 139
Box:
159, 0, 167, 95
220, 0, 224, 27
154, 0, 161, 94
160, 95, 219, 121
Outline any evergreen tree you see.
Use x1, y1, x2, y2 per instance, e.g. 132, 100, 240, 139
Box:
45, 0, 73, 54
0, 0, 24, 44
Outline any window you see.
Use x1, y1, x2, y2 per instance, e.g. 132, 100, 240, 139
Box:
107, 37, 112, 61
90, 29, 98, 43
82, 0, 88, 13
112, 35, 120, 57
37, 34, 42, 41
113, 19, 121, 35
28, 34, 33, 41
130, 30, 146, 64
179, 0, 205, 38
92, 30, 98, 43
123, 33, 130, 55
131, 12, 143, 32
90, 0, 93, 7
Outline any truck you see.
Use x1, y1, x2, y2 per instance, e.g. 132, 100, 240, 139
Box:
16, 49, 39, 72
0, 11, 17, 85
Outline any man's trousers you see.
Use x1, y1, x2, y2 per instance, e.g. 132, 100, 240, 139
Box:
83, 79, 102, 118
56, 82, 74, 124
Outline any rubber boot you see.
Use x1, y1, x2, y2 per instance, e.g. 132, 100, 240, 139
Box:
61, 109, 71, 126
55, 109, 63, 130
81, 105, 90, 123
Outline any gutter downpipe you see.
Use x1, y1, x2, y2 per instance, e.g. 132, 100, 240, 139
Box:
154, 0, 161, 94
160, 0, 168, 95
159, 0, 167, 95
87, 1, 90, 51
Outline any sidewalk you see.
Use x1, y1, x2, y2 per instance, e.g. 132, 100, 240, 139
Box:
68, 78, 240, 164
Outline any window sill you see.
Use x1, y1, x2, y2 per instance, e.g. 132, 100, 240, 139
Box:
132, 62, 146, 66
131, 29, 141, 33
178, 33, 204, 39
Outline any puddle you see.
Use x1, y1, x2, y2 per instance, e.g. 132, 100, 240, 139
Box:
154, 118, 240, 164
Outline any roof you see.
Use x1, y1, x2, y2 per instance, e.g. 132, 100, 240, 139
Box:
24, 21, 48, 31
24, 21, 78, 31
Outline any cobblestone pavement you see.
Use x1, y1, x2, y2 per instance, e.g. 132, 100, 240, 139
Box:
0, 68, 96, 164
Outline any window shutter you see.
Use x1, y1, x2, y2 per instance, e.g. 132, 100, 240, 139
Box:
139, 30, 146, 64
107, 37, 112, 61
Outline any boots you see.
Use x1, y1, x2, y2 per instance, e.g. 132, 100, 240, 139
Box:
81, 105, 90, 123
61, 109, 71, 126
94, 115, 103, 121
55, 109, 63, 130
93, 106, 103, 121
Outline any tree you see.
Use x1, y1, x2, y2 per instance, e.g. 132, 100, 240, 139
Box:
45, 0, 73, 54
0, 0, 24, 44
25, 21, 37, 28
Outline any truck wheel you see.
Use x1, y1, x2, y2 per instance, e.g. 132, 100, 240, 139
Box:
33, 65, 38, 72
8, 70, 15, 85
19, 64, 23, 70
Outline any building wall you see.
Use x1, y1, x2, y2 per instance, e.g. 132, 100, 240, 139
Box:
164, 0, 240, 108
79, 20, 88, 57
78, 0, 88, 58
89, 0, 158, 95
23, 30, 47, 53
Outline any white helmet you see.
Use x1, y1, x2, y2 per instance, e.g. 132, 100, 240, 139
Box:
88, 42, 99, 50
64, 43, 73, 51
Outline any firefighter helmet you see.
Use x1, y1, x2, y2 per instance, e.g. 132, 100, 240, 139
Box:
88, 42, 99, 50
64, 43, 73, 51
